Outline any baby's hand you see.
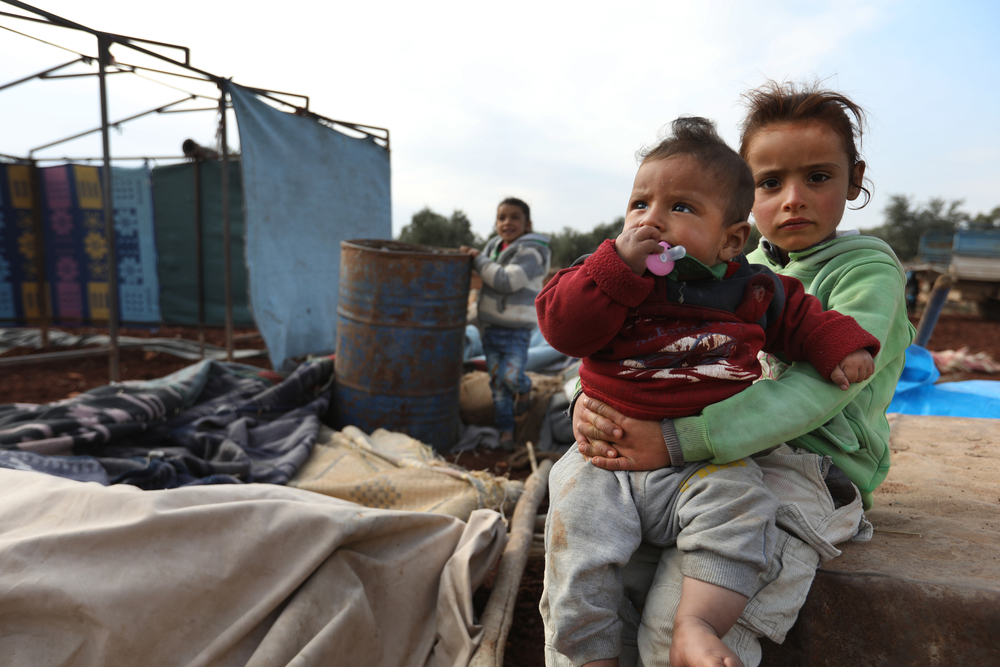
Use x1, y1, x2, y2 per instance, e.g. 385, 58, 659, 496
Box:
830, 349, 875, 390
616, 226, 663, 276
459, 245, 480, 258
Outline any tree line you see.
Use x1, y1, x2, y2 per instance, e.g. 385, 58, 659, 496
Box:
398, 198, 1000, 267
396, 207, 622, 268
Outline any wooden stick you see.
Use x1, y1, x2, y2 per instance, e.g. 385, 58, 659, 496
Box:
470, 458, 554, 667
526, 440, 538, 474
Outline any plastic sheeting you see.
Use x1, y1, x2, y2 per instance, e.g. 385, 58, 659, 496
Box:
228, 83, 391, 368
888, 345, 1000, 418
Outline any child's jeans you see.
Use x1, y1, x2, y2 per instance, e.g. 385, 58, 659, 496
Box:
481, 326, 532, 433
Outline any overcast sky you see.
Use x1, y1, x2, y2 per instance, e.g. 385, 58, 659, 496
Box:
1, 0, 997, 241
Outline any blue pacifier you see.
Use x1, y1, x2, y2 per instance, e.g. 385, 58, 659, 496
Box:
646, 242, 687, 276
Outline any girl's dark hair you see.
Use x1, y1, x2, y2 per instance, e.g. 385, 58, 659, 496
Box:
499, 197, 532, 231
739, 80, 872, 208
638, 117, 754, 226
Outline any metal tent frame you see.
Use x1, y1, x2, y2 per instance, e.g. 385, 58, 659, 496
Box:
0, 1, 389, 380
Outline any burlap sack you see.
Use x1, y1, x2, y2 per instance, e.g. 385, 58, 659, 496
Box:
288, 425, 523, 521
459, 370, 566, 445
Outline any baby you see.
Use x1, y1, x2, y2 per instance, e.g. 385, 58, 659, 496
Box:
536, 117, 879, 667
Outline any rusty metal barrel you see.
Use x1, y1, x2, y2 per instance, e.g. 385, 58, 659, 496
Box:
333, 240, 471, 451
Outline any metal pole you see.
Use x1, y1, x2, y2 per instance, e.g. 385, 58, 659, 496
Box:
193, 157, 205, 358
0, 57, 84, 93
29, 96, 195, 156
219, 84, 233, 362
914, 274, 953, 348
98, 35, 120, 381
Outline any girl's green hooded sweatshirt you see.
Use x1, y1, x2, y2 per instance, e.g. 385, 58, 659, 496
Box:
674, 233, 916, 510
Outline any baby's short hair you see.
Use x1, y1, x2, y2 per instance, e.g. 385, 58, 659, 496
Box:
638, 117, 754, 226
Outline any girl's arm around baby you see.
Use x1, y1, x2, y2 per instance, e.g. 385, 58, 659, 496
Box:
762, 273, 881, 381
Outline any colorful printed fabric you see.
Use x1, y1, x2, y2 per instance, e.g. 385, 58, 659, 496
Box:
0, 357, 333, 489
111, 166, 161, 322
38, 164, 161, 324
0, 163, 41, 322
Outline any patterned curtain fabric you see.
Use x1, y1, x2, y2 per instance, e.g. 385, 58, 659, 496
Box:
35, 164, 161, 324
0, 163, 41, 322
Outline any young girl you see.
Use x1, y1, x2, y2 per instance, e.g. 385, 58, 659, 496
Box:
571, 82, 915, 667
461, 198, 551, 449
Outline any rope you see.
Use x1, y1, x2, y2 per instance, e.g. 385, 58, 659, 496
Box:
0, 22, 92, 58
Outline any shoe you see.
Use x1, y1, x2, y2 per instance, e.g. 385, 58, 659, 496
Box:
499, 433, 516, 451
514, 392, 531, 416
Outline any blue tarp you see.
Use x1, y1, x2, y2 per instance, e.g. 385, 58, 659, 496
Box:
228, 83, 392, 368
889, 345, 1000, 418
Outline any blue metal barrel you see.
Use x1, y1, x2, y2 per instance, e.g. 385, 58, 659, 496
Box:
333, 239, 471, 451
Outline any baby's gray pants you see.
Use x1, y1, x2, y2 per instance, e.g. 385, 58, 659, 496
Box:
540, 447, 779, 666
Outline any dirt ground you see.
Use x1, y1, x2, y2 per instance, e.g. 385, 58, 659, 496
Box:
2, 313, 999, 667
0, 326, 270, 404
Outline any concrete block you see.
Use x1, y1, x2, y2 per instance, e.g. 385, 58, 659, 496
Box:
762, 414, 1000, 666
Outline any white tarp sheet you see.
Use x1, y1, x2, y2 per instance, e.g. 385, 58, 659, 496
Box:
0, 469, 506, 666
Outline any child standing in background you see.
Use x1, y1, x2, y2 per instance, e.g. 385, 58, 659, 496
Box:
461, 198, 551, 449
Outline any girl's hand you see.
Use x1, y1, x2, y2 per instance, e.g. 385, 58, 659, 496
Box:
615, 226, 662, 276
574, 394, 674, 471
459, 245, 480, 257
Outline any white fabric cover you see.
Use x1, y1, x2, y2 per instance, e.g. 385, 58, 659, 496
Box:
0, 469, 506, 667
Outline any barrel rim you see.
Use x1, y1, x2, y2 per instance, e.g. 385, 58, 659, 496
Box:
336, 308, 467, 329
334, 377, 461, 398
341, 239, 471, 258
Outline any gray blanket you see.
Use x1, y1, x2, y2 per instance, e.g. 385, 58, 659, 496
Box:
0, 358, 333, 488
